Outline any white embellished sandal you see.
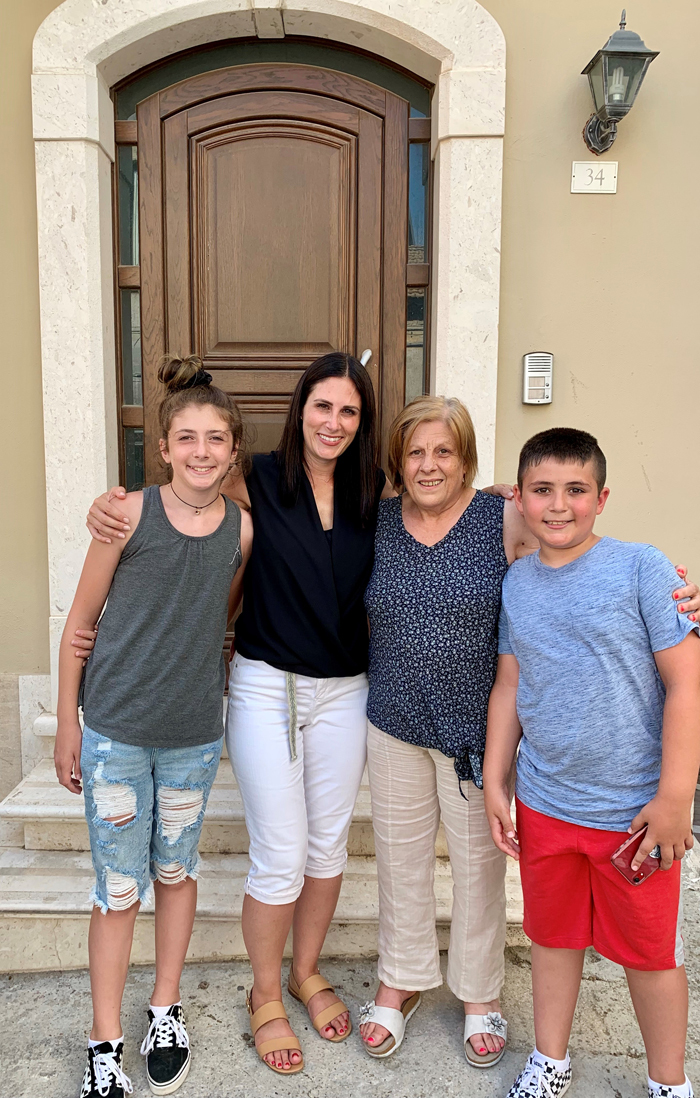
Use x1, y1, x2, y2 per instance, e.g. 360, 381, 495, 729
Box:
464, 1011, 508, 1068
359, 992, 421, 1059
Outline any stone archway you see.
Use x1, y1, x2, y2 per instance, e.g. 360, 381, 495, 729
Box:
32, 0, 505, 718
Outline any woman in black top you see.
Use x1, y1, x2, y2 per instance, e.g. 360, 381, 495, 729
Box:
222, 353, 388, 1073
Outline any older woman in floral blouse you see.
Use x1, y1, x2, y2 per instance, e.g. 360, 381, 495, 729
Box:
358, 395, 699, 1071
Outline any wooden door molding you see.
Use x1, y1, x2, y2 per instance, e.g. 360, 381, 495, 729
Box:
186, 90, 364, 134
138, 92, 167, 485
138, 64, 408, 482
189, 119, 357, 367
157, 63, 388, 119
380, 93, 408, 456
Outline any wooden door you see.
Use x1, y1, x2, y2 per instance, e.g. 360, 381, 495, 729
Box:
138, 63, 408, 480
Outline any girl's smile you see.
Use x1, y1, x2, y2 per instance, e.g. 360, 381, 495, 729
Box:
160, 405, 236, 499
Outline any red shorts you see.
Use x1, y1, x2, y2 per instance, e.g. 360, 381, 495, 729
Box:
516, 798, 684, 971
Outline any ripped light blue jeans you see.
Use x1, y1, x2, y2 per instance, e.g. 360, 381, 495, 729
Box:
81, 725, 222, 914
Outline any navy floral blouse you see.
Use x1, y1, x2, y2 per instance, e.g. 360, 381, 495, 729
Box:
364, 491, 508, 787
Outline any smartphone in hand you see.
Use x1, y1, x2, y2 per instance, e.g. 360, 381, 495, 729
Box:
611, 826, 661, 886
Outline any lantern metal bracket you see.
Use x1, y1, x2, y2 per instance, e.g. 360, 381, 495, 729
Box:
581, 9, 658, 155
583, 115, 618, 156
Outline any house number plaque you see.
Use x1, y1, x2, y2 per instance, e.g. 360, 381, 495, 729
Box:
571, 161, 618, 193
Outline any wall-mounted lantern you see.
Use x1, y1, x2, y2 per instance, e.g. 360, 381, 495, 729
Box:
582, 10, 659, 155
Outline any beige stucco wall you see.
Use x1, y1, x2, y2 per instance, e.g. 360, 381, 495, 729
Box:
0, 0, 697, 698
482, 0, 700, 573
0, 0, 55, 676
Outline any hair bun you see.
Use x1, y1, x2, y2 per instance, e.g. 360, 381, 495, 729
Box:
182, 368, 213, 390
157, 354, 212, 393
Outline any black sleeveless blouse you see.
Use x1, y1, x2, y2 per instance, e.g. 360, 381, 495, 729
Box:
364, 491, 508, 786
235, 452, 385, 678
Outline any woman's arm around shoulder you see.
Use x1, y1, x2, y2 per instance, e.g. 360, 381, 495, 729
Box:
228, 507, 253, 625
502, 497, 539, 566
55, 491, 143, 795
222, 466, 251, 511
380, 469, 398, 500
87, 467, 252, 540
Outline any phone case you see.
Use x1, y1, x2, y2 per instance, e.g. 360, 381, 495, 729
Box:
610, 826, 661, 886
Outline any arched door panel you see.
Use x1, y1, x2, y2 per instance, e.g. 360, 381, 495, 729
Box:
138, 63, 408, 480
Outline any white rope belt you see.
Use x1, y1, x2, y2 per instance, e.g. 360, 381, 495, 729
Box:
285, 671, 298, 761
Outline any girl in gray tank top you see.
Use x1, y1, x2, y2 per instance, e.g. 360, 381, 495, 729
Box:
81, 483, 241, 748
54, 357, 252, 1098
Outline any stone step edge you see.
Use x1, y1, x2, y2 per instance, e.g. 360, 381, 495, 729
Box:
0, 797, 372, 824
31, 711, 231, 738
0, 848, 526, 972
0, 758, 371, 822
0, 916, 529, 974
0, 849, 524, 919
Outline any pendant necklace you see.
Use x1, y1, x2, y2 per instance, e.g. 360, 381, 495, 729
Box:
169, 483, 221, 516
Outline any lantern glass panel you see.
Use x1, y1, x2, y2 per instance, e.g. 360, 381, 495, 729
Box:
604, 54, 647, 109
588, 57, 605, 112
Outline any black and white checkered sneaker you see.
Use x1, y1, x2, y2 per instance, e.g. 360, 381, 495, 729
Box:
507, 1052, 572, 1097
80, 1040, 133, 1097
649, 1086, 694, 1097
140, 1004, 191, 1095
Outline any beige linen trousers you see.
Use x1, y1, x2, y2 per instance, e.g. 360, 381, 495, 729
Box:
367, 722, 507, 1002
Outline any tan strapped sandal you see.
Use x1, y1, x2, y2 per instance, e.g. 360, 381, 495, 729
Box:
287, 970, 352, 1043
246, 990, 304, 1075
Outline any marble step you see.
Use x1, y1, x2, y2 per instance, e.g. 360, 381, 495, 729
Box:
0, 847, 526, 973
0, 759, 447, 857
28, 701, 231, 755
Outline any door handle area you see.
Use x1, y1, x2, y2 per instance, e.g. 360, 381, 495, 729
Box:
360, 349, 372, 366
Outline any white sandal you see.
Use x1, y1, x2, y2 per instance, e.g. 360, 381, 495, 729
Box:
464, 1011, 508, 1068
359, 992, 421, 1059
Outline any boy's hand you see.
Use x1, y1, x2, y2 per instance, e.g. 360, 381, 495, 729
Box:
54, 723, 83, 795
628, 795, 693, 870
485, 786, 520, 859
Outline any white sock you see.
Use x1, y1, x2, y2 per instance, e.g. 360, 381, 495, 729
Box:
149, 1000, 181, 1020
532, 1046, 570, 1072
89, 1036, 123, 1050
648, 1076, 693, 1097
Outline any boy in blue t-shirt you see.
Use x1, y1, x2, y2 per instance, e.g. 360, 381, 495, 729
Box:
484, 427, 700, 1098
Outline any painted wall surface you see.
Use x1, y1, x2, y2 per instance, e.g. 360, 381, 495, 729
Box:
0, 0, 698, 688
481, 0, 700, 573
0, 0, 55, 674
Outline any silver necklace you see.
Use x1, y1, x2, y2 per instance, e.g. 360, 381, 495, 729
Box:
169, 483, 220, 516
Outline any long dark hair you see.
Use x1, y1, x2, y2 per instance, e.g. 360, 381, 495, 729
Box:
276, 352, 378, 527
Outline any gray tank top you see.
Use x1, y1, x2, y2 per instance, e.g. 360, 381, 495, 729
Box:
82, 485, 241, 748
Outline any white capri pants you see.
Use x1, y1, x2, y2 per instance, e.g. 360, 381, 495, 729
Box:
226, 654, 369, 904
368, 722, 507, 1003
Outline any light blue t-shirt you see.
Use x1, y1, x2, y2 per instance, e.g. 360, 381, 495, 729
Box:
498, 537, 698, 831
